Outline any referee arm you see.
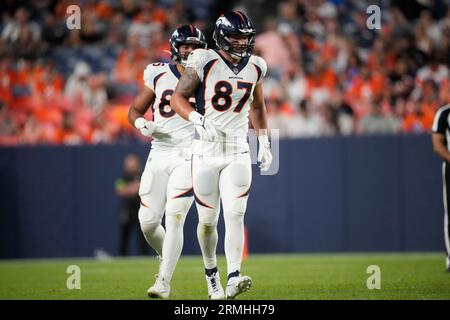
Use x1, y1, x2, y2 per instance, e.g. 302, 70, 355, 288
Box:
432, 133, 450, 162
432, 105, 450, 162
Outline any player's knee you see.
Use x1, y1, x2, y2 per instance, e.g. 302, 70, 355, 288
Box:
224, 208, 245, 223
198, 221, 217, 235
138, 204, 161, 226
166, 198, 191, 218
167, 213, 186, 225
198, 209, 219, 227
140, 220, 160, 235
165, 202, 188, 225
224, 199, 247, 222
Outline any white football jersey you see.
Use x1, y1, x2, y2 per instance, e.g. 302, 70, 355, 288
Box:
186, 49, 267, 156
143, 63, 195, 150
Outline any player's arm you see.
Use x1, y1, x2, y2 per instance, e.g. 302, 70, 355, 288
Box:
432, 133, 450, 162
171, 68, 199, 121
171, 67, 220, 139
249, 81, 268, 136
249, 81, 272, 172
128, 86, 155, 125
128, 86, 158, 137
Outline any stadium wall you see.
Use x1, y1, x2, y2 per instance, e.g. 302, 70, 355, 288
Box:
0, 134, 444, 259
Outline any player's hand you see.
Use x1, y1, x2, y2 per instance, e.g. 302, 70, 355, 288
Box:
134, 117, 159, 138
189, 111, 220, 141
258, 134, 272, 172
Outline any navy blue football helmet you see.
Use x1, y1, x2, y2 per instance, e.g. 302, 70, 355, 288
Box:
213, 11, 256, 60
170, 25, 207, 66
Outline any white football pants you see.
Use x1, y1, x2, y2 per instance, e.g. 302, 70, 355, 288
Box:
138, 148, 194, 281
192, 152, 252, 276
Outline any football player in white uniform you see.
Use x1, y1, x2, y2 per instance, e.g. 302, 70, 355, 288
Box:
128, 25, 207, 299
171, 11, 272, 299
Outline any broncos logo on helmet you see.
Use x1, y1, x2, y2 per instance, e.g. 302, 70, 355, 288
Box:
213, 11, 256, 60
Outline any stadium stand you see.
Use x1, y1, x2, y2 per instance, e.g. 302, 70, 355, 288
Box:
0, 0, 448, 145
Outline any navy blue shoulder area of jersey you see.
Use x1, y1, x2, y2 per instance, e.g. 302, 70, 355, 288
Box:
253, 63, 262, 82
146, 62, 169, 89
169, 64, 181, 79
194, 59, 218, 115
153, 72, 166, 89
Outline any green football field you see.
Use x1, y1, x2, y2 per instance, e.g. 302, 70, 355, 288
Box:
0, 253, 449, 300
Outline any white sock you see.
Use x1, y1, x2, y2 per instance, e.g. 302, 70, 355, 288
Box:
197, 222, 218, 269
140, 223, 165, 257
158, 214, 185, 282
224, 211, 244, 275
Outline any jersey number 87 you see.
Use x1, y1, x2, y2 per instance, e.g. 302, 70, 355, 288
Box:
211, 81, 253, 113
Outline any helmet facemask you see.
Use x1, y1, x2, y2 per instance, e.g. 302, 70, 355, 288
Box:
213, 28, 256, 61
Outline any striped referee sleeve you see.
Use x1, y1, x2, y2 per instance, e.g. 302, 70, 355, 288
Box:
433, 104, 450, 134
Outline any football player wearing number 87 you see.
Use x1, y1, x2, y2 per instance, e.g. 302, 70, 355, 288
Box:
128, 25, 207, 299
171, 11, 272, 299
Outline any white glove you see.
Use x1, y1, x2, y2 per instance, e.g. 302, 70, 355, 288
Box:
134, 117, 158, 137
258, 134, 272, 172
189, 111, 220, 141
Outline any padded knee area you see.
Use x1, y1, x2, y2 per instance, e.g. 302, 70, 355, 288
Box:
166, 213, 186, 225
198, 222, 217, 235
197, 208, 219, 227
138, 205, 161, 225
140, 220, 160, 235
224, 209, 245, 221
223, 198, 247, 219
166, 198, 191, 218
165, 200, 188, 225
234, 198, 248, 214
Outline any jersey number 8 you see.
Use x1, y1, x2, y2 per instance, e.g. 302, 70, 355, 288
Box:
158, 89, 195, 118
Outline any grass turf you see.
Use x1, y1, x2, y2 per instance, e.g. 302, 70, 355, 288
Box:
0, 253, 449, 300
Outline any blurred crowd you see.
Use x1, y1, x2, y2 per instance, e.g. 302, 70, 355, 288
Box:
0, 0, 449, 145
254, 0, 449, 137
